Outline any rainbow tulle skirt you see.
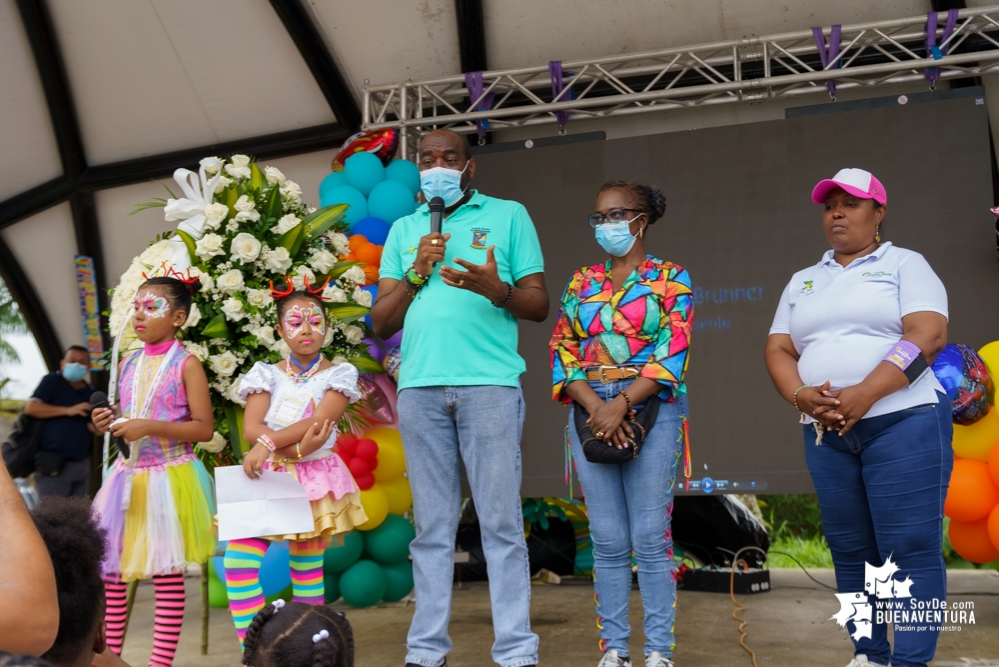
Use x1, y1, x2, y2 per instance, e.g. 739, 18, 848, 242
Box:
94, 453, 216, 581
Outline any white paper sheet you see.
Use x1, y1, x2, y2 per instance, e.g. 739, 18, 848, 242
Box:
215, 466, 315, 541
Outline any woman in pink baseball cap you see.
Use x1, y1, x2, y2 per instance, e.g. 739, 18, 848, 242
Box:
764, 168, 952, 667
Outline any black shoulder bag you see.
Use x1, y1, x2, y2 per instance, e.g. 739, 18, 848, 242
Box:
573, 398, 660, 463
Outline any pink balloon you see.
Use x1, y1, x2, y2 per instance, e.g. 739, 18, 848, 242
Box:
372, 374, 399, 427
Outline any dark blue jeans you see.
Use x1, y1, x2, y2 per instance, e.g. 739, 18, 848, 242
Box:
803, 394, 953, 667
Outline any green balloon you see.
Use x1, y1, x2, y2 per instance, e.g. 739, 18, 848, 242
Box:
207, 564, 229, 608
265, 583, 293, 605
339, 559, 386, 608
324, 530, 364, 573
324, 571, 341, 603
381, 560, 414, 602
362, 514, 415, 565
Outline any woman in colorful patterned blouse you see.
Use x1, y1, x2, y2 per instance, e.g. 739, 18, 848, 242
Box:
549, 181, 693, 667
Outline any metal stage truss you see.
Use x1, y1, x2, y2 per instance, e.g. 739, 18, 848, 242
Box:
363, 5, 999, 158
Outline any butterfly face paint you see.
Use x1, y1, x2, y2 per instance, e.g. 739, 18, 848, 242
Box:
134, 292, 170, 319
283, 303, 326, 339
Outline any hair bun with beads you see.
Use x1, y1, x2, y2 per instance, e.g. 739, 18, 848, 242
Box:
642, 184, 667, 224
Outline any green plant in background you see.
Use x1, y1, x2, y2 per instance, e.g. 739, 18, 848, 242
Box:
0, 281, 28, 367
760, 494, 834, 568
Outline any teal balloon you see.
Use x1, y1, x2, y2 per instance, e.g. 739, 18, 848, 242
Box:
381, 560, 414, 602
385, 159, 421, 194
321, 185, 368, 224
340, 559, 387, 608
324, 530, 364, 573
363, 514, 415, 565
368, 180, 416, 223
344, 152, 386, 196
319, 172, 348, 203
265, 583, 293, 605
324, 571, 341, 603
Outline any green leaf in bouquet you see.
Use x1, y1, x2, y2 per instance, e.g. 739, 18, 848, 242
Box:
223, 185, 239, 214
277, 223, 305, 254
348, 350, 384, 375
224, 404, 248, 462
264, 181, 284, 221
249, 163, 265, 191
328, 262, 362, 281
201, 314, 232, 339
302, 204, 349, 240
326, 302, 370, 324
174, 229, 199, 265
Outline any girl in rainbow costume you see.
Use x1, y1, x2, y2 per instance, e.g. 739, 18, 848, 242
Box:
225, 279, 366, 647
92, 275, 217, 667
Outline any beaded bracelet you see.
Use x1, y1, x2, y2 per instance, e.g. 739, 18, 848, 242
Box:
619, 390, 633, 410
257, 434, 277, 453
295, 443, 303, 460
493, 282, 514, 309
406, 267, 428, 286
792, 384, 809, 412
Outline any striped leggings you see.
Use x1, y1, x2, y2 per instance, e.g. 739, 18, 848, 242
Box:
103, 572, 186, 667
224, 537, 325, 648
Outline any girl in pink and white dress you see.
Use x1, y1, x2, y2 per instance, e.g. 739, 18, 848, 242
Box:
224, 281, 366, 648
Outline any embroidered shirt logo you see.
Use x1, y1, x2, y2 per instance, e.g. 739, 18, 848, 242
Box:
406, 246, 417, 255
470, 229, 489, 250
800, 280, 815, 295
862, 271, 892, 278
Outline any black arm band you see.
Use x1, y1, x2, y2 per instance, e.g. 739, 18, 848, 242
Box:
902, 352, 929, 384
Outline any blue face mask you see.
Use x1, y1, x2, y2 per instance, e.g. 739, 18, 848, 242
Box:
594, 217, 640, 257
420, 164, 469, 207
63, 363, 87, 382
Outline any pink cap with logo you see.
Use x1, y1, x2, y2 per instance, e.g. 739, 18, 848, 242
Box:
811, 168, 887, 206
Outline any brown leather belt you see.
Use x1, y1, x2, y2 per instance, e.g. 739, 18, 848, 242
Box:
584, 365, 641, 383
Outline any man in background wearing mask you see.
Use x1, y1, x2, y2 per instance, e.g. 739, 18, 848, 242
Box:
371, 129, 548, 667
24, 345, 97, 497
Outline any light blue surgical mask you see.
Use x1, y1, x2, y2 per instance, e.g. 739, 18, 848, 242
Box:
420, 164, 469, 207
63, 363, 87, 382
594, 217, 641, 257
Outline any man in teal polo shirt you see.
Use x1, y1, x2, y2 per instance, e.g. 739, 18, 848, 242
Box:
371, 129, 548, 667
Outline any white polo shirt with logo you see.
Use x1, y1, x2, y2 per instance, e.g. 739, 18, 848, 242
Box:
769, 242, 948, 420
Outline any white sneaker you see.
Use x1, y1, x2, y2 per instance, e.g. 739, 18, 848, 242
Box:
845, 656, 889, 667
597, 650, 632, 667
645, 652, 674, 667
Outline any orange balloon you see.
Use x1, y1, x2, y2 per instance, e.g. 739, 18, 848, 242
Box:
355, 242, 381, 266
990, 440, 999, 488
362, 265, 379, 285
945, 458, 999, 522
949, 517, 999, 564
349, 234, 368, 251
989, 504, 999, 553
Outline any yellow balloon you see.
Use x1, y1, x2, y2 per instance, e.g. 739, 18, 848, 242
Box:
953, 407, 999, 462
365, 427, 403, 450
357, 485, 389, 532
366, 426, 407, 481
381, 476, 413, 515
979, 340, 999, 379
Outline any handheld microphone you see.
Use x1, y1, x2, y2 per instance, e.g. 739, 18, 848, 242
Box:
429, 197, 445, 235
90, 391, 130, 460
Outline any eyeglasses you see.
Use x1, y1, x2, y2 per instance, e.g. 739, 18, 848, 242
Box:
587, 208, 644, 228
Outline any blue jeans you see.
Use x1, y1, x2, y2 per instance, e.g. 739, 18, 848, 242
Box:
803, 394, 953, 667
398, 385, 538, 667
568, 379, 686, 658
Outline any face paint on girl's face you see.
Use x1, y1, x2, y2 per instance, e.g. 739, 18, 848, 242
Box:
134, 292, 170, 319
283, 303, 325, 339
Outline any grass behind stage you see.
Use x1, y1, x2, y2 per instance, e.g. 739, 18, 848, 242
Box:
762, 494, 987, 570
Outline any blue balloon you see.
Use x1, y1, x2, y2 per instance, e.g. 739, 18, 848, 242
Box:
385, 159, 421, 194
351, 217, 391, 246
368, 180, 417, 223
344, 152, 385, 197
318, 172, 347, 204
320, 185, 368, 225
362, 284, 379, 327
214, 540, 291, 598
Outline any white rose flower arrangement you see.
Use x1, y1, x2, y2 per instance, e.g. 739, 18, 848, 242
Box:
108, 154, 381, 465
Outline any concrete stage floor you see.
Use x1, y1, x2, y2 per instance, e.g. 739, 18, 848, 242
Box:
119, 569, 999, 667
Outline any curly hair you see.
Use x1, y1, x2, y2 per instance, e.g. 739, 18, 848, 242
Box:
242, 601, 354, 667
599, 180, 667, 225
30, 497, 107, 666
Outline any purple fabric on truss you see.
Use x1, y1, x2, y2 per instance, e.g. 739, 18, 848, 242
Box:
463, 70, 494, 138
925, 9, 960, 86
549, 60, 570, 129
811, 24, 842, 98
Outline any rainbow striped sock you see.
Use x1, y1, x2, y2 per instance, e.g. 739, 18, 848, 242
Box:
290, 538, 325, 605
224, 538, 269, 648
